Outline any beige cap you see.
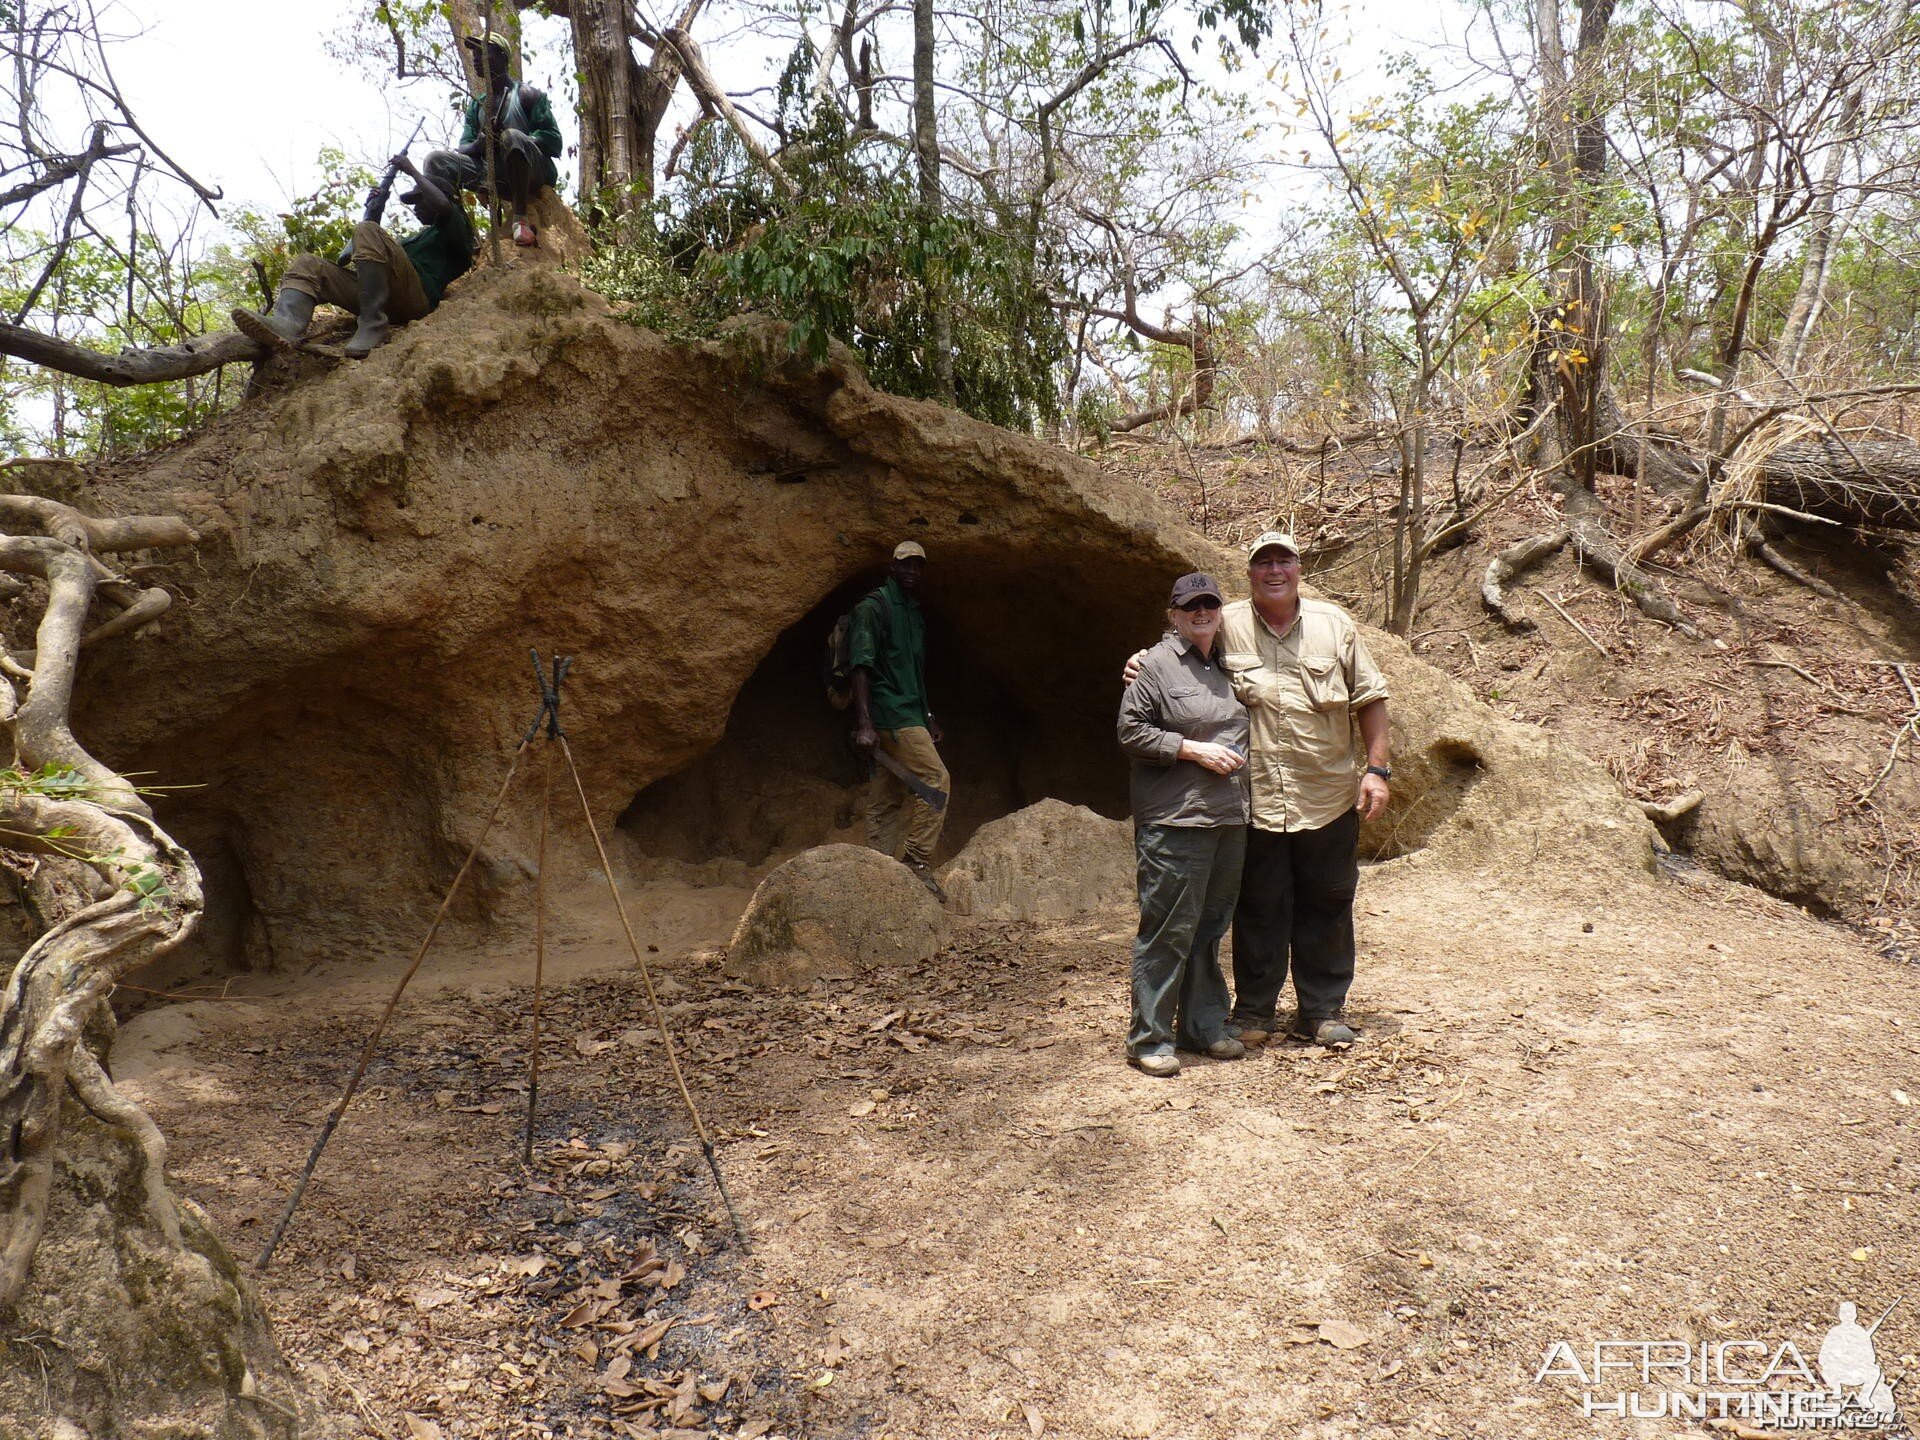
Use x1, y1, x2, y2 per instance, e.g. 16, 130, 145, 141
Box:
893, 540, 927, 561
1247, 530, 1300, 559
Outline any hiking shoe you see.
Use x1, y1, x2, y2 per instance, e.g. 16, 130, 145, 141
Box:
1230, 1022, 1273, 1047
1205, 1037, 1247, 1060
906, 860, 947, 904
1131, 1052, 1180, 1078
514, 218, 539, 247
1292, 1017, 1358, 1046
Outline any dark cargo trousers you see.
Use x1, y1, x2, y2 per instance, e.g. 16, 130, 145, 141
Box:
424, 134, 549, 202
1229, 809, 1360, 1030
1129, 823, 1245, 1057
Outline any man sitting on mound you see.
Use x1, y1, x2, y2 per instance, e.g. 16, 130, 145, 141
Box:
231, 152, 473, 359
423, 34, 563, 249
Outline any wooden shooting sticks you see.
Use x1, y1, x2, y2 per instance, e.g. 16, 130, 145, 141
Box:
255, 650, 749, 1271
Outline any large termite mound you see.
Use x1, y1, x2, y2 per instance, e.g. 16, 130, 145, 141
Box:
66, 265, 1653, 972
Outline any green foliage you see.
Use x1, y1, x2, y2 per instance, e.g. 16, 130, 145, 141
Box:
0, 231, 256, 457
1088, 0, 1280, 56
122, 859, 168, 904
592, 107, 1065, 430
1072, 384, 1117, 446
1811, 215, 1920, 374
1283, 62, 1547, 414
0, 762, 95, 799
0, 763, 179, 905
0, 148, 386, 458
228, 148, 381, 295
581, 233, 726, 343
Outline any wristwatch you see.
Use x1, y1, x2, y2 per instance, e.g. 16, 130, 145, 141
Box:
1365, 764, 1393, 780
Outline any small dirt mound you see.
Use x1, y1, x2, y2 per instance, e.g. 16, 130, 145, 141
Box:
726, 844, 947, 986
942, 799, 1134, 921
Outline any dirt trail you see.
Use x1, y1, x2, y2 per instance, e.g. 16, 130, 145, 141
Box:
123, 859, 1918, 1439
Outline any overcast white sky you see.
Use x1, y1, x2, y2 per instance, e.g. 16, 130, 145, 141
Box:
101, 0, 570, 223
96, 0, 1476, 243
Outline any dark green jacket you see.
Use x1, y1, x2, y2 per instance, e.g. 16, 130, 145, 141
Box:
848, 579, 929, 730
401, 205, 475, 308
460, 83, 562, 189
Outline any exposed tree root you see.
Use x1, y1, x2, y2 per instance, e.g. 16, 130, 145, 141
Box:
1482, 527, 1570, 630
1750, 538, 1848, 604
0, 477, 201, 1311
67, 1041, 182, 1248
1558, 481, 1702, 638
1640, 790, 1704, 823
1594, 390, 1704, 495
1517, 382, 1703, 637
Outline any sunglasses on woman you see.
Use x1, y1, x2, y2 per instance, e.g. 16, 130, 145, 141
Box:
1178, 597, 1222, 612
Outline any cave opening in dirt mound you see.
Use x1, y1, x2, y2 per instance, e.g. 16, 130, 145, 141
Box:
619, 552, 1155, 866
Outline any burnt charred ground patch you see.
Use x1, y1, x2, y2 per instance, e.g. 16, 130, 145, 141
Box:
132, 968, 823, 1439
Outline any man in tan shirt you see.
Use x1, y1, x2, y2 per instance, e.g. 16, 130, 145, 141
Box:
1219, 531, 1390, 1046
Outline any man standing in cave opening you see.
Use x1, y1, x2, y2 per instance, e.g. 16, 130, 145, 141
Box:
850, 541, 950, 902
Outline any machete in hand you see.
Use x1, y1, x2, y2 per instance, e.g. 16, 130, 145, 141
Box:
872, 746, 949, 813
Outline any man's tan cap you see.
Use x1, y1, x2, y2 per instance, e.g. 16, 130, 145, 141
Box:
893, 540, 927, 561
1247, 530, 1300, 559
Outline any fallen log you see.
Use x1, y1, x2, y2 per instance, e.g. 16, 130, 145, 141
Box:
1759, 437, 1920, 531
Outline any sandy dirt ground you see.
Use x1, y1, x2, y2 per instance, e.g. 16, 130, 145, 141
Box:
117, 853, 1918, 1440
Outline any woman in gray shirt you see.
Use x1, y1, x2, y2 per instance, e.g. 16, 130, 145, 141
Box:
1115, 573, 1252, 1077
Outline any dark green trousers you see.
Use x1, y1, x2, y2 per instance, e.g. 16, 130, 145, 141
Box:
1129, 823, 1245, 1056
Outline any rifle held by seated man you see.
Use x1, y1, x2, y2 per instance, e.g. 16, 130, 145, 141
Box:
338, 116, 429, 264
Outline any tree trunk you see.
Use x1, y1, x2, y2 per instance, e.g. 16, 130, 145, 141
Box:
668, 27, 799, 198
1108, 324, 1216, 433
1385, 336, 1434, 636
0, 486, 314, 1433
1774, 105, 1859, 377
913, 0, 954, 404
1532, 0, 1616, 490
1520, 0, 1701, 631
1593, 388, 1704, 494
570, 0, 636, 208
446, 0, 522, 89
1761, 438, 1920, 531
634, 2, 706, 198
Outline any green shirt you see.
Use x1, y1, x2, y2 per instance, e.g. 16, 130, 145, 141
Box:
460, 84, 563, 189
401, 205, 475, 308
848, 579, 929, 730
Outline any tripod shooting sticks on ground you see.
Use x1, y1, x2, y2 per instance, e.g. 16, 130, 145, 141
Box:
256, 650, 748, 1271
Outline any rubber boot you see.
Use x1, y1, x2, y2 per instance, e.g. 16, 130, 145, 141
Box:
343, 260, 392, 359
231, 288, 317, 351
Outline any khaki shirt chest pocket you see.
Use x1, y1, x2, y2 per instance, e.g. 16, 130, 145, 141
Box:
1299, 653, 1349, 712
1220, 652, 1267, 708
